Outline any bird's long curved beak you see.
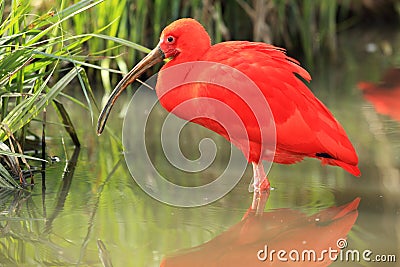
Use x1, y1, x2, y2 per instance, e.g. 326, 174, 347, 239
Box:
97, 46, 165, 135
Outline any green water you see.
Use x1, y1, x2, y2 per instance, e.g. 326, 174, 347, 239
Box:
0, 27, 399, 266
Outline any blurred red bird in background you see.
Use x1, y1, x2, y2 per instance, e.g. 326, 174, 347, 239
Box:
358, 68, 400, 122
97, 18, 360, 210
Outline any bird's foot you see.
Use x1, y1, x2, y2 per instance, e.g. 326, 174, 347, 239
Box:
250, 162, 271, 214
259, 177, 270, 192
252, 175, 270, 193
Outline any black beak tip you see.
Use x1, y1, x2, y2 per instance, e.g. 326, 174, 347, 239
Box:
96, 122, 104, 136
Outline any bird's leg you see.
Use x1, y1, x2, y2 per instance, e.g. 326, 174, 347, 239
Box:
252, 162, 270, 192
251, 162, 270, 214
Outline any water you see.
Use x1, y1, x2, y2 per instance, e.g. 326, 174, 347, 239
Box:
0, 27, 399, 266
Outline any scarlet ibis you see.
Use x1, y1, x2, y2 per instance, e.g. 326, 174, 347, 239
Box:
97, 18, 360, 207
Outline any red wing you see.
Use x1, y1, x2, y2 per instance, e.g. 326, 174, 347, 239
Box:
201, 42, 359, 173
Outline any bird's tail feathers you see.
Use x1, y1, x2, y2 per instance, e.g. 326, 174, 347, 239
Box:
322, 158, 361, 177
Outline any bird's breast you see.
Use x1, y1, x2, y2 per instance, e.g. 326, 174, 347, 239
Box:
155, 61, 276, 162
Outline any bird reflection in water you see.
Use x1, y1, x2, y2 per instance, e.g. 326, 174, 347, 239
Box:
161, 196, 360, 267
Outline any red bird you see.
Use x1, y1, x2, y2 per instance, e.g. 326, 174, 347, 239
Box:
358, 68, 400, 122
97, 18, 360, 208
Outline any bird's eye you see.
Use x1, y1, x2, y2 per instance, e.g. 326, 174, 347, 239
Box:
166, 36, 175, 43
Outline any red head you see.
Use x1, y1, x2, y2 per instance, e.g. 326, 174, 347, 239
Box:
159, 18, 211, 63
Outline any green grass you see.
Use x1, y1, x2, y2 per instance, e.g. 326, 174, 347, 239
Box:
0, 0, 110, 187
54, 0, 394, 68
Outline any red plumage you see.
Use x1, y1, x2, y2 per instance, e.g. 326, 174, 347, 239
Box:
157, 19, 360, 176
